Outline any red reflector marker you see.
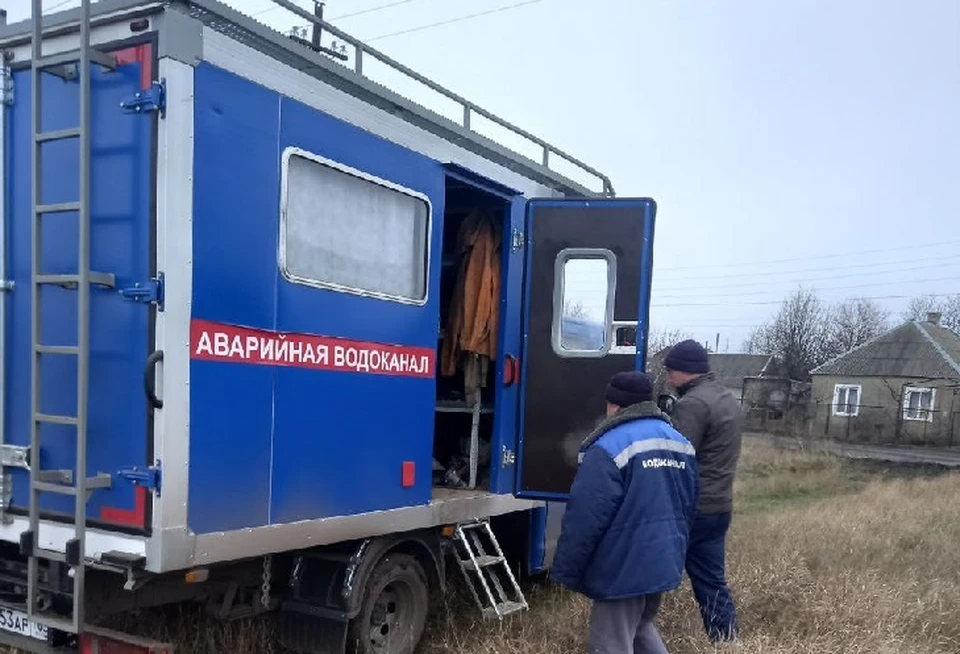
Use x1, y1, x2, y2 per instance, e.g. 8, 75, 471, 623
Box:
401, 461, 415, 488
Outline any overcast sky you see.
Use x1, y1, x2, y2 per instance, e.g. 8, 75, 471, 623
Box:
6, 0, 958, 351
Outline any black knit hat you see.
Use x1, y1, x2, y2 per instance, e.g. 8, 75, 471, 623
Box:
664, 339, 710, 374
605, 371, 653, 408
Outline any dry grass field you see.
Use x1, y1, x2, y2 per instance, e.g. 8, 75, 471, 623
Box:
417, 440, 960, 654
8, 438, 960, 653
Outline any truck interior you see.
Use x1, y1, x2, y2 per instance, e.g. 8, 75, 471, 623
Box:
432, 177, 509, 494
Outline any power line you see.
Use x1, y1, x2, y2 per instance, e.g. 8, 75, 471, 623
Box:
654, 253, 960, 283
655, 240, 960, 273
654, 275, 960, 302
651, 323, 765, 329
567, 250, 960, 293
46, 0, 76, 12
255, 0, 422, 20
651, 292, 958, 309
565, 258, 960, 297
253, 0, 537, 45
251, 0, 311, 19
330, 0, 421, 21
653, 259, 960, 294
366, 0, 542, 41
250, 1, 281, 18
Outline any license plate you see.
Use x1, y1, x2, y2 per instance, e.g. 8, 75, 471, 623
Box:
0, 606, 48, 641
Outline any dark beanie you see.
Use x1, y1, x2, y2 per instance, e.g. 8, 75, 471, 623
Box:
605, 371, 653, 408
664, 339, 710, 374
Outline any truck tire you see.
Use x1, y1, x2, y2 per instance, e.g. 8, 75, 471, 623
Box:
346, 553, 430, 654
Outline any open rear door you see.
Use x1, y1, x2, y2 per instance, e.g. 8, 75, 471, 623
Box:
515, 198, 656, 500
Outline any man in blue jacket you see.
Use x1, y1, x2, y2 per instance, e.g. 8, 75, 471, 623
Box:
552, 371, 699, 654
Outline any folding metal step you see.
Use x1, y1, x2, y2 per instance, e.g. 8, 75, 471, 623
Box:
452, 520, 528, 620
35, 127, 81, 143
33, 473, 111, 496
37, 470, 72, 484
35, 345, 80, 356
35, 272, 116, 288
34, 413, 79, 426
35, 202, 81, 215
461, 554, 505, 572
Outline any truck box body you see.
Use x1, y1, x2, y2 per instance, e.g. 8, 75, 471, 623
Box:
0, 1, 655, 642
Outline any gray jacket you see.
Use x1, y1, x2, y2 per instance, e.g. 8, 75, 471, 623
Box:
671, 373, 742, 514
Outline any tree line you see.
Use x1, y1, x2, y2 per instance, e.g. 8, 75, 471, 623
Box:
648, 291, 959, 382
744, 290, 959, 381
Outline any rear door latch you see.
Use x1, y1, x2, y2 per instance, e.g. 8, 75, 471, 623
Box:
120, 79, 166, 117
117, 462, 162, 497
119, 273, 164, 311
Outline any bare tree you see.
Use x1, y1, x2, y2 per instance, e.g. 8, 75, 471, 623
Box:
902, 295, 960, 333
646, 327, 693, 360
903, 295, 941, 321
744, 288, 830, 381
742, 327, 768, 356
643, 327, 693, 396
563, 300, 587, 319
824, 297, 889, 358
938, 296, 960, 332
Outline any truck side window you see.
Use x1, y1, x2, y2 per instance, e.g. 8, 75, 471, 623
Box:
280, 148, 431, 304
553, 248, 617, 357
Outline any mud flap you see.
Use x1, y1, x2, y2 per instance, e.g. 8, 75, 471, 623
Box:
278, 611, 348, 654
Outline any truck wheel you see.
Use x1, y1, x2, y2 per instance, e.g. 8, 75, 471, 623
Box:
347, 553, 429, 654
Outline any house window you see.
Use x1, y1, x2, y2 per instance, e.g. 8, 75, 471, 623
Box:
553, 248, 618, 357
280, 148, 431, 304
832, 384, 861, 417
903, 387, 936, 423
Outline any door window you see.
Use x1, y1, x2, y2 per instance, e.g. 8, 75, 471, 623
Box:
553, 248, 617, 357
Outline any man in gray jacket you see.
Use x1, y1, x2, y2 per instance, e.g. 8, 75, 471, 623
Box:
664, 340, 741, 642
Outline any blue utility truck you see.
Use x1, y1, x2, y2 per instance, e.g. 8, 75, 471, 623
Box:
0, 0, 656, 651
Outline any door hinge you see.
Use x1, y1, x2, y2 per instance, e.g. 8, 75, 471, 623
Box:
120, 78, 166, 117
511, 229, 525, 251
119, 272, 164, 311
0, 473, 11, 525
501, 446, 516, 467
0, 51, 13, 107
117, 462, 162, 497
0, 445, 29, 525
1, 444, 30, 470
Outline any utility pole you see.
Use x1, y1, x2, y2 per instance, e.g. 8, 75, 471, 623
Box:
311, 1, 323, 51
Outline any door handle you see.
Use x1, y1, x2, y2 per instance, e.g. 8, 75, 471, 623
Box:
145, 350, 164, 410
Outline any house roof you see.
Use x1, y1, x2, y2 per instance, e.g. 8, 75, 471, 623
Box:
810, 320, 960, 380
647, 350, 777, 391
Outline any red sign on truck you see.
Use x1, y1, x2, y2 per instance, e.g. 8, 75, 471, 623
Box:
190, 319, 435, 378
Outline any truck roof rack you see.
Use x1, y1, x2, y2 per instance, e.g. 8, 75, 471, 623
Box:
0, 0, 616, 198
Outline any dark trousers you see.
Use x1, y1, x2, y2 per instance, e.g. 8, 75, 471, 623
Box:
587, 593, 668, 654
685, 512, 739, 641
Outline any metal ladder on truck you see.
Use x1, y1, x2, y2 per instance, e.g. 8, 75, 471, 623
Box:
22, 0, 117, 635
452, 521, 528, 620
